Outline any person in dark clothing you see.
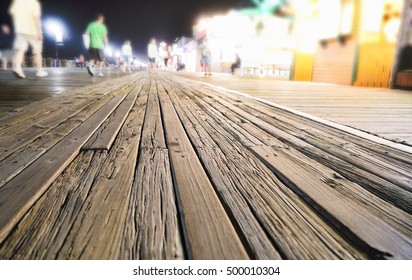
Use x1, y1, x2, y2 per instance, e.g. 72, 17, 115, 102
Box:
0, 24, 14, 71
231, 53, 241, 75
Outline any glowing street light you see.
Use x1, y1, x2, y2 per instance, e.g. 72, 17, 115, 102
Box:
104, 46, 113, 57
44, 18, 66, 61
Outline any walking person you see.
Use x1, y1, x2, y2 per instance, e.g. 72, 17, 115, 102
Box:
147, 38, 158, 70
0, 24, 14, 71
200, 39, 212, 76
84, 14, 108, 77
78, 54, 85, 68
121, 40, 132, 72
8, 0, 48, 78
231, 53, 241, 75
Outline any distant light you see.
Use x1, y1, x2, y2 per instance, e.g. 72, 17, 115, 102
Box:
115, 51, 121, 58
105, 46, 113, 57
44, 18, 65, 43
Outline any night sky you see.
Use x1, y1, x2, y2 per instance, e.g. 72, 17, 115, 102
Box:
0, 0, 253, 59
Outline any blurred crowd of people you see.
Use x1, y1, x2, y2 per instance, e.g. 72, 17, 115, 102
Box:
0, 0, 243, 79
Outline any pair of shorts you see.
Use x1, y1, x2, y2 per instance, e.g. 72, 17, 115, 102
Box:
13, 34, 42, 54
202, 57, 211, 67
89, 48, 104, 61
148, 57, 155, 63
123, 55, 131, 63
0, 49, 14, 59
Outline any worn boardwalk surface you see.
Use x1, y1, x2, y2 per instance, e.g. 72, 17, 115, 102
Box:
0, 68, 128, 115
178, 73, 412, 146
0, 71, 411, 260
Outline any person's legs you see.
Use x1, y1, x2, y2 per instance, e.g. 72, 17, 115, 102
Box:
97, 49, 104, 76
14, 49, 24, 68
127, 57, 131, 72
121, 56, 126, 72
87, 48, 98, 76
28, 36, 47, 77
12, 34, 28, 78
149, 57, 155, 70
87, 59, 95, 76
98, 60, 104, 76
13, 48, 26, 78
33, 52, 43, 70
205, 60, 211, 76
2, 56, 7, 71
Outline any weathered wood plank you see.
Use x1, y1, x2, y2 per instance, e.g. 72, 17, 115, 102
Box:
233, 101, 412, 211
82, 83, 143, 150
191, 83, 412, 214
172, 77, 412, 259
180, 73, 412, 146
157, 81, 249, 260
54, 85, 148, 259
0, 93, 128, 243
0, 150, 107, 259
120, 148, 184, 260
0, 73, 140, 128
162, 77, 365, 259
0, 93, 114, 188
0, 81, 137, 163
119, 78, 182, 259
139, 79, 166, 149
252, 145, 412, 259
2, 71, 411, 260
240, 99, 412, 179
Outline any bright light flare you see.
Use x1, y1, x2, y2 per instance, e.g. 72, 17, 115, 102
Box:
104, 46, 113, 57
44, 18, 65, 43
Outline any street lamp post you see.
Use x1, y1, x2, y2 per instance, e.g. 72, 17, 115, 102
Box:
55, 29, 63, 61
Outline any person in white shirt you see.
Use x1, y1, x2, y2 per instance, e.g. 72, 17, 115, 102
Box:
147, 38, 158, 70
121, 40, 133, 73
9, 0, 48, 78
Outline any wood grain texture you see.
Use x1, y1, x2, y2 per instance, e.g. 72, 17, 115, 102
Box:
0, 94, 113, 188
158, 80, 249, 260
82, 83, 142, 150
54, 83, 148, 259
1, 71, 411, 260
162, 77, 365, 260
0, 94, 128, 244
0, 78, 136, 162
163, 73, 412, 259
120, 148, 184, 260
139, 79, 167, 149
0, 151, 107, 259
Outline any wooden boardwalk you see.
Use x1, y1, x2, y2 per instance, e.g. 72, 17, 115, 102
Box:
0, 68, 128, 114
179, 73, 412, 146
0, 71, 411, 260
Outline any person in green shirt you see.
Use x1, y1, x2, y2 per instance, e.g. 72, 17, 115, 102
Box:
84, 14, 108, 77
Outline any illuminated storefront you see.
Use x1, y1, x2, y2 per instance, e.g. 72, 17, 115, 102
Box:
184, 0, 404, 88
292, 0, 404, 88
193, 11, 294, 76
